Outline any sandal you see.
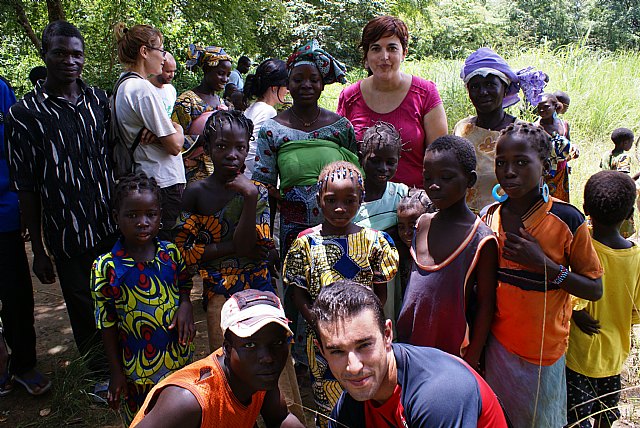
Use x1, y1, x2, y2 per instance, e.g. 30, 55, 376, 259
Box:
0, 372, 12, 397
89, 380, 109, 404
14, 370, 52, 396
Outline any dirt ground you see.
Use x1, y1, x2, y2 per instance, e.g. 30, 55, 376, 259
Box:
1, 244, 639, 427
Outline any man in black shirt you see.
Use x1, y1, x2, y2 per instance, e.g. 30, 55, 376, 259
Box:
6, 21, 115, 375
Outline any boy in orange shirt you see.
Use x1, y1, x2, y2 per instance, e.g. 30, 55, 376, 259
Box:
131, 289, 304, 428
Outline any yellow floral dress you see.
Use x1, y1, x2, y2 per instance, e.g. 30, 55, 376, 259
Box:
283, 227, 399, 423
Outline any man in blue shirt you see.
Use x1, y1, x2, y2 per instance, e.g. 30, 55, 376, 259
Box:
312, 280, 508, 427
0, 76, 51, 396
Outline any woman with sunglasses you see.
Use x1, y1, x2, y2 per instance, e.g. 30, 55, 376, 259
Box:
113, 23, 185, 241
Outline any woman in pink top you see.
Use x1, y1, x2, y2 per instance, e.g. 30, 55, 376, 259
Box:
337, 15, 448, 188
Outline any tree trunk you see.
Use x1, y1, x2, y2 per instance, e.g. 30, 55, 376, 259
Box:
46, 0, 66, 21
13, 0, 42, 53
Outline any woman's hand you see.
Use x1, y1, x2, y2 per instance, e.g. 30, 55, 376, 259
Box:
169, 299, 196, 346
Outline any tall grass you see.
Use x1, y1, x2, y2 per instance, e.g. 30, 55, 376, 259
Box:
320, 43, 640, 212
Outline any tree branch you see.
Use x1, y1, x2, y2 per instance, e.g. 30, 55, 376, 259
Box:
46, 0, 65, 21
12, 0, 41, 53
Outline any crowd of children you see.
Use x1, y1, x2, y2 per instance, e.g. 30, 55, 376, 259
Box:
3, 22, 640, 428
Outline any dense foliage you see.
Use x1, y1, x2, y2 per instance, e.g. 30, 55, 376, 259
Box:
1, 0, 639, 95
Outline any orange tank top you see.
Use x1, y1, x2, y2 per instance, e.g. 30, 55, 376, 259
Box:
131, 348, 266, 427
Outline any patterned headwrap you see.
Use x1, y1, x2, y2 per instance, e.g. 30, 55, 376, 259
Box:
186, 44, 233, 71
460, 47, 547, 107
286, 40, 347, 85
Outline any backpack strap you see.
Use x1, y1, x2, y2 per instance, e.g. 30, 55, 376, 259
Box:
111, 72, 144, 155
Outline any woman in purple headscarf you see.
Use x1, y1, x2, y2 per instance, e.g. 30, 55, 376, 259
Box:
454, 48, 547, 213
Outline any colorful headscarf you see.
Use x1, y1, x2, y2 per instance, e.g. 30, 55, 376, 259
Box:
286, 40, 347, 85
460, 47, 547, 107
186, 44, 233, 71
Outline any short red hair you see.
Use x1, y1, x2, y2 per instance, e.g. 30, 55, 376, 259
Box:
359, 15, 409, 65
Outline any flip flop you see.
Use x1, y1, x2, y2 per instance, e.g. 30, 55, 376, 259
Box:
89, 380, 109, 404
0, 372, 13, 397
14, 370, 52, 396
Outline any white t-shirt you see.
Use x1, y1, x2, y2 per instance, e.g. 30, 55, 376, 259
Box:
153, 83, 177, 117
243, 101, 277, 178
115, 76, 185, 188
228, 69, 244, 91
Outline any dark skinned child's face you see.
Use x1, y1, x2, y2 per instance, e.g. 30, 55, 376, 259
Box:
622, 138, 634, 152
537, 96, 556, 120
224, 323, 290, 393
208, 123, 249, 182
495, 134, 546, 200
318, 175, 361, 235
397, 208, 422, 247
362, 146, 400, 188
113, 190, 161, 249
423, 150, 474, 211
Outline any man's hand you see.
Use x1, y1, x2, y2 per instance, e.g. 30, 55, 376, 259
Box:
33, 253, 56, 284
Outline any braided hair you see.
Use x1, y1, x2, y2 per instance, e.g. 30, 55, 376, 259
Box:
112, 172, 161, 212
397, 188, 435, 216
203, 110, 254, 149
317, 161, 365, 200
360, 121, 403, 157
498, 122, 551, 161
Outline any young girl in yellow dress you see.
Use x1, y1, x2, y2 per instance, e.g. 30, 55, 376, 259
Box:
283, 160, 399, 426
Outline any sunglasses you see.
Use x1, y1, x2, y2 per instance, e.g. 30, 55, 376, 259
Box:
146, 46, 167, 58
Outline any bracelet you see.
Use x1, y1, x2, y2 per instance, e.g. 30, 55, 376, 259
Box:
550, 265, 569, 285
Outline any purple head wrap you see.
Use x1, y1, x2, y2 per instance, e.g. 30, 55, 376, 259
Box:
461, 47, 547, 108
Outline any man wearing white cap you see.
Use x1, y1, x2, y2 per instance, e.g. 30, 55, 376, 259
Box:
131, 289, 304, 428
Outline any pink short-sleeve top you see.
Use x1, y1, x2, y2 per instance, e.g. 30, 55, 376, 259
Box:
337, 76, 443, 188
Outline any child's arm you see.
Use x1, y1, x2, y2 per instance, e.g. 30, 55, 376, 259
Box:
571, 309, 600, 335
503, 228, 603, 301
102, 326, 128, 410
464, 238, 498, 370
91, 260, 128, 409
168, 246, 196, 346
371, 231, 399, 306
226, 174, 259, 257
293, 286, 314, 325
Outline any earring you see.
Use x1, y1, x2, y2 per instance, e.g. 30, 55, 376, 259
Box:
540, 181, 550, 203
492, 184, 508, 203
159, 222, 164, 229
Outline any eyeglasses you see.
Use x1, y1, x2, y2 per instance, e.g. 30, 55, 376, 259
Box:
146, 46, 167, 58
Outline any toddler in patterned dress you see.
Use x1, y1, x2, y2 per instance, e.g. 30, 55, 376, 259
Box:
283, 160, 399, 426
91, 173, 195, 424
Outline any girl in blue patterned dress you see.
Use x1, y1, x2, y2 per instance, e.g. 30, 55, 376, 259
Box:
91, 173, 195, 424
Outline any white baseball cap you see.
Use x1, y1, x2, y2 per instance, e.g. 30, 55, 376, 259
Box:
220, 289, 293, 338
